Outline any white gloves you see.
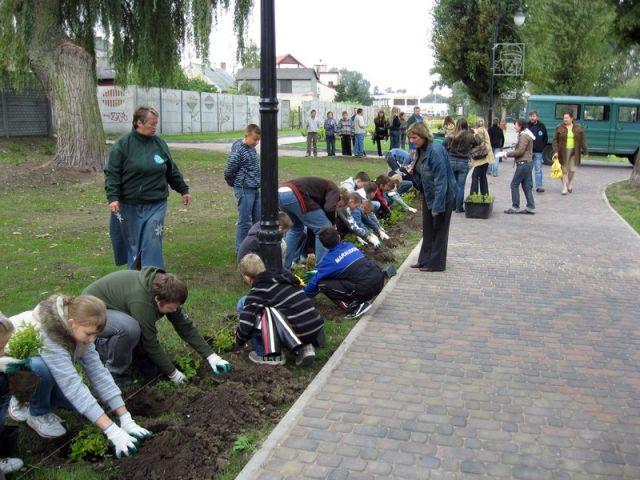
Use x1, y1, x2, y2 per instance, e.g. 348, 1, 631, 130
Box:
368, 234, 381, 248
356, 236, 368, 246
104, 423, 139, 458
207, 353, 231, 375
168, 369, 187, 384
378, 230, 390, 241
408, 207, 418, 213
119, 412, 152, 440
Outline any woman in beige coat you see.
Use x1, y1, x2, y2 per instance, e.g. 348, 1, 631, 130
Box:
469, 119, 495, 196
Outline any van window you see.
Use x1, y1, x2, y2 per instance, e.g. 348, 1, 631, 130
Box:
393, 99, 405, 106
406, 99, 418, 106
618, 106, 639, 123
583, 105, 609, 121
555, 104, 580, 119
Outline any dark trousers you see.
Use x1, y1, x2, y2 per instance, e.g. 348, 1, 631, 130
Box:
340, 135, 352, 156
326, 136, 336, 156
470, 163, 489, 195
318, 276, 383, 305
375, 138, 384, 157
510, 162, 535, 209
418, 199, 453, 271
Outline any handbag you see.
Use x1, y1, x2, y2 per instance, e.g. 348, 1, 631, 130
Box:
550, 154, 563, 179
469, 144, 489, 160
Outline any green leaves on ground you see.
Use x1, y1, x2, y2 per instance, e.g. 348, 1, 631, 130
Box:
175, 354, 201, 379
69, 425, 110, 462
231, 434, 256, 454
466, 193, 494, 204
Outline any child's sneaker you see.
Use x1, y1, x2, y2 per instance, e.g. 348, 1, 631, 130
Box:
345, 301, 372, 319
248, 351, 286, 366
26, 412, 66, 438
294, 344, 316, 367
8, 397, 28, 422
0, 457, 24, 474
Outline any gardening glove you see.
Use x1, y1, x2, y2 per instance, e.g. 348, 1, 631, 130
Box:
356, 236, 368, 246
168, 369, 187, 384
119, 412, 152, 440
207, 353, 231, 375
408, 207, 417, 213
368, 234, 381, 248
104, 423, 139, 458
378, 229, 390, 241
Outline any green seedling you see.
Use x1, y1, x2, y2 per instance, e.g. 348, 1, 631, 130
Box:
213, 328, 235, 352
466, 193, 494, 204
6, 324, 44, 359
175, 353, 200, 379
231, 434, 256, 454
69, 425, 110, 462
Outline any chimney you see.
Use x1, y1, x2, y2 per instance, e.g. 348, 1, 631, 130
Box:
220, 62, 227, 71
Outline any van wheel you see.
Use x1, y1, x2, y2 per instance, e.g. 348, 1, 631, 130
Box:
629, 150, 638, 165
543, 145, 554, 165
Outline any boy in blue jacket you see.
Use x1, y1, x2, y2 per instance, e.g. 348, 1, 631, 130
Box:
304, 227, 385, 319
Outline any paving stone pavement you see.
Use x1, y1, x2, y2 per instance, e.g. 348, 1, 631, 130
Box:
238, 161, 640, 480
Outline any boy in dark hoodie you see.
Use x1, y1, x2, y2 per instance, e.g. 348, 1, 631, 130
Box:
236, 254, 324, 366
305, 227, 385, 319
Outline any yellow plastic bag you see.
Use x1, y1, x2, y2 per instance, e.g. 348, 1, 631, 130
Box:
550, 154, 562, 179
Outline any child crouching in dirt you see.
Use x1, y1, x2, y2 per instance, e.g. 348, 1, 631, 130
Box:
305, 227, 385, 319
237, 211, 293, 264
236, 254, 324, 367
6, 296, 150, 457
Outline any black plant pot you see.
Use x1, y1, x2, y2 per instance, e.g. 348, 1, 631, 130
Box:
464, 201, 493, 219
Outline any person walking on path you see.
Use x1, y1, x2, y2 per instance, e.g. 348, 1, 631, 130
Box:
353, 108, 367, 157
399, 112, 408, 150
373, 110, 389, 157
389, 107, 401, 149
305, 109, 322, 157
408, 122, 456, 272
445, 118, 481, 213
527, 110, 549, 193
337, 111, 354, 156
469, 119, 494, 196
552, 110, 588, 195
324, 111, 337, 157
105, 106, 192, 270
278, 177, 340, 267
500, 119, 536, 214
488, 117, 505, 177
224, 124, 262, 251
406, 106, 423, 152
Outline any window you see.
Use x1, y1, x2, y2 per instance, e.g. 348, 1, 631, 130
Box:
393, 99, 405, 106
328, 81, 334, 87
406, 99, 418, 106
619, 106, 639, 123
278, 79, 292, 93
583, 104, 609, 121
555, 104, 580, 119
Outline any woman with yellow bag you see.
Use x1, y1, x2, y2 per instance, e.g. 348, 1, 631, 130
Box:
551, 110, 588, 195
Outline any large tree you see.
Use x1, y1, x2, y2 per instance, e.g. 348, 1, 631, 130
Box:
432, 0, 524, 119
0, 0, 253, 169
240, 40, 260, 68
609, 0, 640, 46
333, 69, 373, 106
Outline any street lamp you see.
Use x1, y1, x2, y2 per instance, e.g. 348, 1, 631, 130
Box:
487, 2, 525, 126
257, 0, 282, 272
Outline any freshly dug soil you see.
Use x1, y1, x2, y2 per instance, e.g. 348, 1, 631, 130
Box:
115, 350, 305, 479
8, 370, 38, 403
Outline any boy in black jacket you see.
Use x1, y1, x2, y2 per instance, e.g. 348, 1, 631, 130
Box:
236, 254, 324, 366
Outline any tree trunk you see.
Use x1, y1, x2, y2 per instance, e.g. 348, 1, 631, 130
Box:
630, 150, 640, 188
27, 0, 106, 170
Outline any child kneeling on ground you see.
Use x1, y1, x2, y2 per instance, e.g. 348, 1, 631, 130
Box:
305, 227, 385, 319
237, 254, 324, 367
6, 295, 150, 457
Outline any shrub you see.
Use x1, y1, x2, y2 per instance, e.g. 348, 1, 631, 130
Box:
175, 354, 200, 379
6, 324, 43, 359
231, 434, 256, 454
69, 425, 110, 462
466, 193, 494, 203
213, 328, 235, 353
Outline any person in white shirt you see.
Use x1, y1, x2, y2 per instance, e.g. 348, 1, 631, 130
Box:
305, 109, 322, 157
353, 108, 367, 157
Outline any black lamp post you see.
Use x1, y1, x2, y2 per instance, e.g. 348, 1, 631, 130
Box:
257, 0, 282, 272
487, 3, 526, 125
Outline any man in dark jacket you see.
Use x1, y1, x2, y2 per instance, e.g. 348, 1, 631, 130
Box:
237, 254, 324, 366
278, 177, 340, 268
305, 227, 385, 319
488, 118, 505, 177
527, 111, 548, 192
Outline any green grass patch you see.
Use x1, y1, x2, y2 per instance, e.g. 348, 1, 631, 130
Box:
606, 180, 640, 233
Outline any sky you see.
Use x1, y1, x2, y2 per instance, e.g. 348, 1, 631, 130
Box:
182, 0, 439, 96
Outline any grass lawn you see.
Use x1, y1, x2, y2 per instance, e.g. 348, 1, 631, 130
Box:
606, 180, 640, 233
0, 137, 421, 479
289, 136, 393, 153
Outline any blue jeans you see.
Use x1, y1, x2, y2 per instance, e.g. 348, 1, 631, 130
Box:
279, 190, 332, 267
450, 160, 470, 212
236, 296, 265, 356
490, 149, 501, 176
390, 131, 401, 149
114, 200, 168, 269
326, 136, 336, 156
532, 152, 543, 188
354, 134, 365, 156
28, 356, 73, 416
510, 162, 535, 210
399, 180, 413, 195
234, 187, 261, 251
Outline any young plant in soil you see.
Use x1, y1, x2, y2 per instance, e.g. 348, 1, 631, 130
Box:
231, 434, 256, 454
213, 328, 235, 353
6, 323, 43, 359
175, 353, 201, 379
69, 425, 110, 462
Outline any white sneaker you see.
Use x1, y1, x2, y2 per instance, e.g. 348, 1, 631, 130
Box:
8, 397, 28, 422
27, 412, 67, 438
0, 457, 24, 474
248, 351, 286, 366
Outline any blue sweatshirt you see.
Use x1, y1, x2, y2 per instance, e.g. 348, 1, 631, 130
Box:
304, 242, 365, 297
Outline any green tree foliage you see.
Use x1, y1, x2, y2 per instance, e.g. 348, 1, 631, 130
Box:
333, 69, 373, 106
524, 0, 617, 95
240, 40, 260, 68
610, 77, 640, 98
432, 0, 524, 114
609, 0, 640, 46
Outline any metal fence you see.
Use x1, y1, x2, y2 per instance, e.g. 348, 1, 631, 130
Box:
0, 89, 51, 137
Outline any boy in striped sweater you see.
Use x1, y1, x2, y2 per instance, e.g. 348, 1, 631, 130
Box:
236, 254, 324, 367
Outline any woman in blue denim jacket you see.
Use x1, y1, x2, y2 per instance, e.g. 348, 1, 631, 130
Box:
407, 122, 457, 272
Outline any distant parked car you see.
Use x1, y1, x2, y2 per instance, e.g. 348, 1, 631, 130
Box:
526, 95, 640, 165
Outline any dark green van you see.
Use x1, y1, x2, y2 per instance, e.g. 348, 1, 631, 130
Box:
526, 95, 640, 165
